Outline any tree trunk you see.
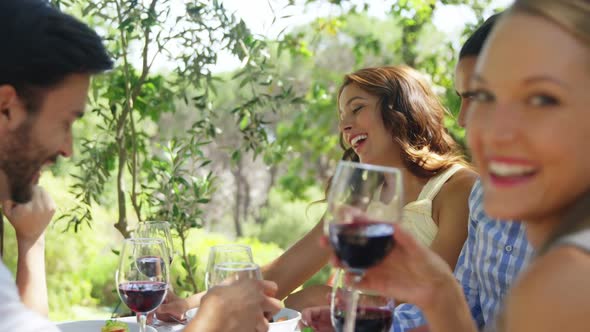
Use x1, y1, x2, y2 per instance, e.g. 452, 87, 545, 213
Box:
114, 132, 130, 238
241, 171, 251, 224
255, 165, 278, 224
232, 161, 244, 237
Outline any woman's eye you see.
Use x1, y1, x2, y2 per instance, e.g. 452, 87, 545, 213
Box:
528, 94, 560, 107
472, 89, 495, 103
352, 105, 363, 113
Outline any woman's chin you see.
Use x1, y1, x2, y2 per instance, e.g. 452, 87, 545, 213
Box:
484, 199, 530, 221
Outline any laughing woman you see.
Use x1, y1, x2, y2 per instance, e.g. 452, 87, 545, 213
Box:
353, 1, 590, 331
277, 66, 477, 310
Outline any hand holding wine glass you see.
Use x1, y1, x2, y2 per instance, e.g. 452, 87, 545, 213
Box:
192, 279, 282, 332
116, 238, 169, 332
348, 225, 455, 312
156, 244, 255, 323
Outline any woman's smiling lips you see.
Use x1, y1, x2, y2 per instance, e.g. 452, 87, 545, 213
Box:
349, 133, 368, 149
487, 157, 539, 188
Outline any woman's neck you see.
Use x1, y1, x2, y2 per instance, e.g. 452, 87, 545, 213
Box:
528, 191, 590, 250
401, 169, 429, 206
367, 157, 429, 206
524, 216, 561, 249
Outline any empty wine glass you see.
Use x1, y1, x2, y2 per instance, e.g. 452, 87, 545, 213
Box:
116, 238, 169, 332
324, 161, 402, 332
205, 244, 254, 289
135, 221, 175, 265
207, 262, 262, 289
331, 269, 392, 332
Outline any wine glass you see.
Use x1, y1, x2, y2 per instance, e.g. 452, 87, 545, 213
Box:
205, 244, 254, 289
207, 262, 262, 289
116, 238, 169, 332
324, 161, 402, 332
135, 221, 175, 265
331, 269, 392, 332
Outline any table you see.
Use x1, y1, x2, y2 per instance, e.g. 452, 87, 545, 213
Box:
119, 316, 301, 331
118, 316, 181, 331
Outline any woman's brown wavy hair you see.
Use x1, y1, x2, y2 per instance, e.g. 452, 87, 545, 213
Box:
336, 65, 468, 178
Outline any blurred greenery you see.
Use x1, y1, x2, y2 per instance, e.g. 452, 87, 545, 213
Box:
1, 0, 510, 321
244, 187, 325, 249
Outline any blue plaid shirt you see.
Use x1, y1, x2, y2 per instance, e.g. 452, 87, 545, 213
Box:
392, 179, 533, 331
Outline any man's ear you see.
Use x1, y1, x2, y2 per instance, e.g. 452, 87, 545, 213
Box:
0, 85, 28, 132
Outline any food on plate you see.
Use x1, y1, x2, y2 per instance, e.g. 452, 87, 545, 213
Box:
268, 315, 288, 323
101, 320, 129, 332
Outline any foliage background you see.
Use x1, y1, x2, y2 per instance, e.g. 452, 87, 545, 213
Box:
2, 0, 507, 320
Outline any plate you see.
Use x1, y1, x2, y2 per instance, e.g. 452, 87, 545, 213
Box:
56, 319, 157, 332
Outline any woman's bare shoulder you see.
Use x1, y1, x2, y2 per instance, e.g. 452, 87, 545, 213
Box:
432, 167, 477, 226
436, 167, 477, 204
505, 246, 590, 331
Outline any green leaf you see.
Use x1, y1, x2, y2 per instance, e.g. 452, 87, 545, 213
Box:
239, 115, 250, 130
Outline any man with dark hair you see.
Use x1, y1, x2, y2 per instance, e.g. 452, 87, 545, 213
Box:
0, 0, 114, 204
0, 1, 281, 331
455, 13, 501, 128
392, 12, 533, 331
0, 0, 112, 330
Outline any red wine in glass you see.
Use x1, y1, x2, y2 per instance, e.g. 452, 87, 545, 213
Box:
118, 281, 167, 313
328, 221, 395, 274
332, 307, 393, 332
117, 238, 169, 332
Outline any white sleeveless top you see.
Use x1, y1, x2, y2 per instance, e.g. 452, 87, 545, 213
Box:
400, 164, 464, 246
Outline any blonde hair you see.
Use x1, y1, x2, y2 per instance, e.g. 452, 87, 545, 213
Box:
511, 0, 590, 47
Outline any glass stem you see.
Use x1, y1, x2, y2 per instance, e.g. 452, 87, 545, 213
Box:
139, 313, 147, 332
344, 286, 360, 332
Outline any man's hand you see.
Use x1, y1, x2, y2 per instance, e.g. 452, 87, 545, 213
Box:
4, 186, 55, 316
156, 290, 193, 322
301, 306, 334, 332
3, 186, 55, 245
185, 279, 282, 332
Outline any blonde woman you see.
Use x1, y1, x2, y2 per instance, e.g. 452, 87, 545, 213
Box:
351, 1, 590, 331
